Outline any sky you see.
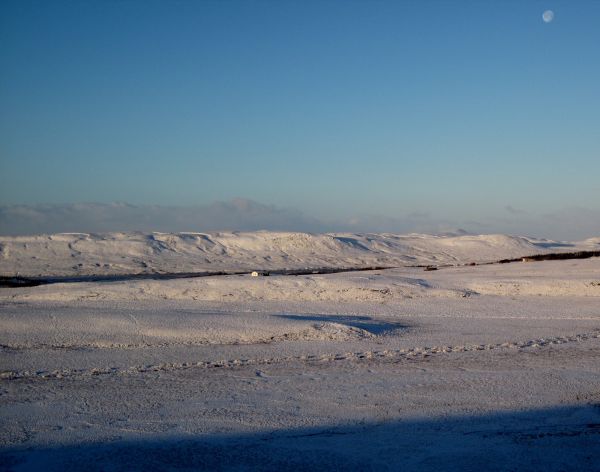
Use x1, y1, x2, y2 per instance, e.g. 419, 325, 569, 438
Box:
1, 1, 599, 238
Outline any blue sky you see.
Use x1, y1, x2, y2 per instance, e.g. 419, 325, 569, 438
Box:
1, 1, 599, 235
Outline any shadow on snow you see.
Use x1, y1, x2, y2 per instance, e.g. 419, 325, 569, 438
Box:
275, 313, 409, 335
2, 404, 599, 471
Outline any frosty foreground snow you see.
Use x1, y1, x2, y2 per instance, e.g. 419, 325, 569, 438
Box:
1, 232, 600, 471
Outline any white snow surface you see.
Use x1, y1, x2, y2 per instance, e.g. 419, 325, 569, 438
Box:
1, 231, 597, 277
1, 232, 600, 470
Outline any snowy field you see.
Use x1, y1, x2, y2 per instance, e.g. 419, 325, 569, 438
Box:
1, 232, 600, 471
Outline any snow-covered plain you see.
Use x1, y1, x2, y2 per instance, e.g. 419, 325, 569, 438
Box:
1, 232, 600, 470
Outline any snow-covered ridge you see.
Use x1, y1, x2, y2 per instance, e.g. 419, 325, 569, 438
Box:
0, 231, 597, 277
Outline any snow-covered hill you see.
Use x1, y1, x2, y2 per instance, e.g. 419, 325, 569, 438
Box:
1, 231, 596, 277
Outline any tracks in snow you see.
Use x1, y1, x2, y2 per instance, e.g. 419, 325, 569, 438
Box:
2, 329, 599, 381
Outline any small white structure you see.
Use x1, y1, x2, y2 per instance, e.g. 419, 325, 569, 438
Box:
251, 271, 260, 277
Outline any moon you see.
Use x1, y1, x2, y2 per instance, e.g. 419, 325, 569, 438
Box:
542, 10, 554, 23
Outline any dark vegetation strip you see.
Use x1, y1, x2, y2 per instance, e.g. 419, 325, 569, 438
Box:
415, 250, 600, 271
497, 250, 600, 264
1, 251, 598, 288
0, 266, 394, 288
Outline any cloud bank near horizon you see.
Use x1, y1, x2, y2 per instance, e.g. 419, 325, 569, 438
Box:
0, 200, 325, 235
0, 199, 598, 241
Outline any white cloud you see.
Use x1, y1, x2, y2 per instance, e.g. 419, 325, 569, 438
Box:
505, 205, 527, 215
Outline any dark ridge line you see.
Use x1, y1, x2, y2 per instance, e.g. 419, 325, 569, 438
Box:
0, 266, 394, 288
